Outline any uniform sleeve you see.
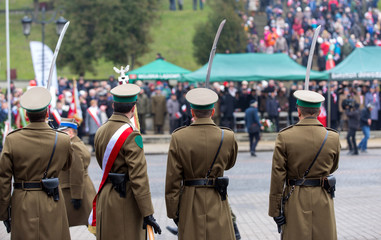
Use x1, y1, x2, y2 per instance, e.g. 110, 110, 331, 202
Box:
165, 135, 183, 219
268, 133, 287, 217
69, 144, 85, 199
225, 131, 238, 171
330, 133, 340, 174
62, 136, 73, 171
0, 138, 13, 220
125, 133, 154, 217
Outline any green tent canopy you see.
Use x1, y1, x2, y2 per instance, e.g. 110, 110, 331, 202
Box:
327, 47, 381, 80
182, 53, 328, 82
128, 59, 191, 81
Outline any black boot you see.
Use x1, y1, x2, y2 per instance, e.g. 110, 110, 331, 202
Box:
233, 222, 241, 240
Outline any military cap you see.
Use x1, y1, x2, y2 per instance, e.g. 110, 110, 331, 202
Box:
294, 90, 325, 108
58, 118, 78, 130
110, 83, 140, 103
186, 88, 218, 110
20, 87, 51, 112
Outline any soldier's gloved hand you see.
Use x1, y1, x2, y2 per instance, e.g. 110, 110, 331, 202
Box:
273, 215, 286, 233
71, 199, 82, 210
143, 215, 162, 234
173, 217, 179, 226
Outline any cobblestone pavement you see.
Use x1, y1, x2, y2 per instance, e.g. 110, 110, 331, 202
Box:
1, 149, 380, 239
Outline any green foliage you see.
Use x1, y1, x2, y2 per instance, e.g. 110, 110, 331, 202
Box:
56, 0, 157, 75
0, 0, 209, 80
55, 0, 97, 76
193, 0, 247, 65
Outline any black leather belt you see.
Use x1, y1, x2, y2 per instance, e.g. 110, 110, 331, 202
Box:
13, 182, 42, 189
184, 179, 214, 187
287, 179, 321, 187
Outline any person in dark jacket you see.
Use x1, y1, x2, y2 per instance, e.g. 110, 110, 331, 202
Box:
345, 103, 360, 155
266, 91, 280, 132
245, 100, 263, 156
358, 103, 373, 153
220, 90, 236, 130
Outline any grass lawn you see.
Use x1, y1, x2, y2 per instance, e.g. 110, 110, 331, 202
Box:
0, 0, 210, 81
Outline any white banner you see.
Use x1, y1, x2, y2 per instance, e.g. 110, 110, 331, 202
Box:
29, 41, 58, 89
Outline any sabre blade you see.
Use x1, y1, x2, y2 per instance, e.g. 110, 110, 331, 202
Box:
47, 21, 70, 89
304, 25, 321, 90
205, 19, 226, 88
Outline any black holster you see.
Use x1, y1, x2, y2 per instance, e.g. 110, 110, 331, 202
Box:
214, 177, 229, 201
108, 173, 128, 198
41, 178, 60, 201
323, 175, 336, 198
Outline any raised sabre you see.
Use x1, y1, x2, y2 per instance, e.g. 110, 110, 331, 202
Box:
47, 21, 70, 89
205, 19, 226, 88
304, 25, 321, 90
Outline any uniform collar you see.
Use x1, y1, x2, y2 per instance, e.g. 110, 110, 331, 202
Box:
191, 118, 216, 126
108, 112, 132, 124
295, 117, 323, 127
23, 122, 52, 130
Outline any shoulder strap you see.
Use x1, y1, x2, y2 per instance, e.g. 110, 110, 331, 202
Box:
43, 132, 58, 179
205, 129, 225, 178
303, 130, 329, 178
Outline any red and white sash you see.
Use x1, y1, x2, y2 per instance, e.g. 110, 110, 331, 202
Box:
88, 123, 133, 233
87, 107, 101, 127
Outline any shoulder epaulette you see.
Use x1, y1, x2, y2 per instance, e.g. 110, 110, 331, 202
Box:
279, 125, 294, 132
220, 126, 234, 132
6, 128, 23, 136
326, 127, 338, 133
173, 126, 187, 133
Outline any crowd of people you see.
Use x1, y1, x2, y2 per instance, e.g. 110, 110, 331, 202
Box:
242, 0, 381, 70
1, 77, 380, 150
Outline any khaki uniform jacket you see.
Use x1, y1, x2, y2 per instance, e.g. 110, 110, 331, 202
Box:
269, 118, 340, 240
0, 122, 72, 240
151, 95, 167, 125
165, 118, 238, 240
137, 92, 149, 114
94, 113, 154, 240
60, 136, 96, 226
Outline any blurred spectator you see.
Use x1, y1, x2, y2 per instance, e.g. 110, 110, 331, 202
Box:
167, 94, 181, 133
85, 99, 101, 153
245, 100, 263, 157
137, 86, 149, 134
151, 88, 167, 134
358, 103, 373, 153
266, 91, 280, 131
346, 103, 360, 155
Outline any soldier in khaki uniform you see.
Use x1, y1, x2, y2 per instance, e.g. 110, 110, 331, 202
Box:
93, 83, 161, 239
151, 88, 167, 134
269, 90, 340, 240
165, 88, 238, 240
0, 87, 72, 240
58, 118, 96, 227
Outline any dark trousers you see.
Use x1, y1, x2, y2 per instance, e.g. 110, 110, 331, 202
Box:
169, 119, 180, 134
371, 120, 379, 130
138, 114, 146, 134
89, 134, 95, 152
249, 132, 260, 154
347, 128, 358, 154
193, 0, 204, 10
169, 0, 176, 10
269, 115, 279, 132
155, 125, 163, 134
222, 116, 235, 130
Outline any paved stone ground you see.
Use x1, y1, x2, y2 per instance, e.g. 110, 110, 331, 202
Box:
1, 149, 380, 239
